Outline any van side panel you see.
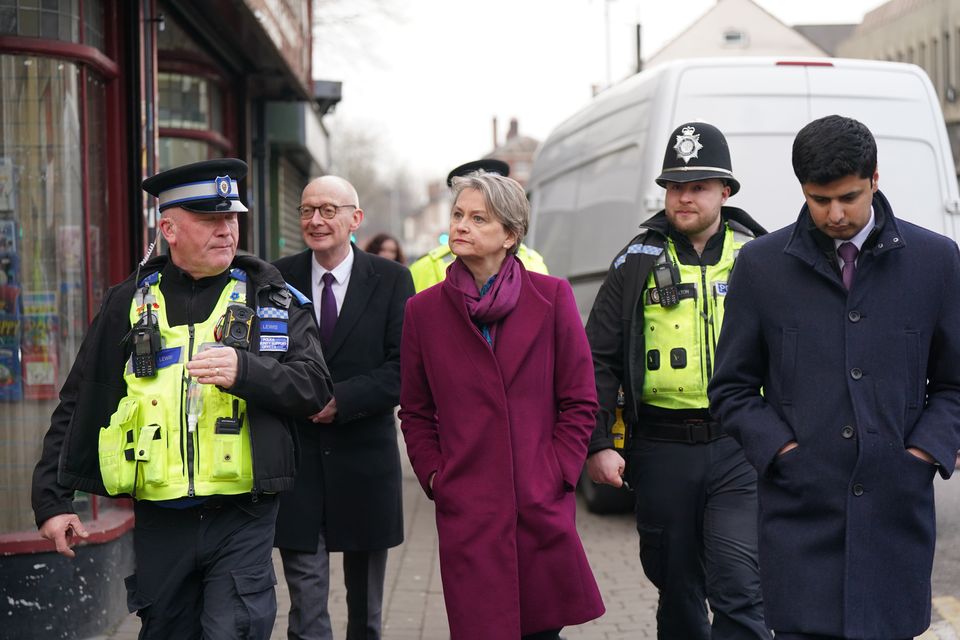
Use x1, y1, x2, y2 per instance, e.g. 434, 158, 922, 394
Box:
807, 65, 956, 235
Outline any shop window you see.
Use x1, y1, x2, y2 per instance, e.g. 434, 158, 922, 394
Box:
0, 54, 110, 534
157, 72, 228, 169
159, 137, 214, 170
0, 0, 103, 49
158, 72, 215, 130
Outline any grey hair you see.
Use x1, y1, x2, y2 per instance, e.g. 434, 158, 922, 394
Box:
450, 170, 528, 254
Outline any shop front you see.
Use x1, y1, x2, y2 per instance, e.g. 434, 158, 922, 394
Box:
0, 1, 326, 636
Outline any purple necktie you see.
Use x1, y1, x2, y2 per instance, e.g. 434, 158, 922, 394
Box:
838, 242, 858, 290
319, 272, 337, 349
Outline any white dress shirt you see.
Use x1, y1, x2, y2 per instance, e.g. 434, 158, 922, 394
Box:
833, 206, 875, 269
311, 246, 354, 326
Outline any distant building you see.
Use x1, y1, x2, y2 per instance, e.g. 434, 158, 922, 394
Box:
793, 24, 858, 56
645, 0, 827, 69
487, 118, 540, 188
837, 0, 960, 174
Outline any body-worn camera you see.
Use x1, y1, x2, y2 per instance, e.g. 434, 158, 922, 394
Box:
652, 260, 682, 307
220, 304, 254, 350
131, 309, 162, 378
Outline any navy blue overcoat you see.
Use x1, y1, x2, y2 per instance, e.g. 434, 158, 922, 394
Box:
709, 192, 960, 639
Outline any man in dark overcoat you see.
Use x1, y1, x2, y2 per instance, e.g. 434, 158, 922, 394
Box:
709, 115, 960, 640
273, 175, 414, 639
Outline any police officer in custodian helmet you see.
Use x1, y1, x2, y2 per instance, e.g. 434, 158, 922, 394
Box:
32, 159, 333, 639
584, 123, 773, 639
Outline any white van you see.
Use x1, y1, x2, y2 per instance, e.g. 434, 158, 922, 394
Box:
527, 57, 960, 322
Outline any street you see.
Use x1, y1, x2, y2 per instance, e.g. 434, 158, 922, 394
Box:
101, 448, 960, 640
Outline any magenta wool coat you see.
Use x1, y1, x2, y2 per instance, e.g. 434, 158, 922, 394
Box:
399, 263, 605, 639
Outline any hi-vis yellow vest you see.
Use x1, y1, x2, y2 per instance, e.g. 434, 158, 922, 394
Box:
98, 271, 252, 500
409, 243, 549, 293
641, 225, 749, 410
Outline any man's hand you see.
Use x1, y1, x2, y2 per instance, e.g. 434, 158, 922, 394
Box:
39, 514, 89, 559
907, 446, 935, 464
186, 346, 238, 388
586, 449, 625, 488
309, 398, 338, 424
777, 441, 798, 456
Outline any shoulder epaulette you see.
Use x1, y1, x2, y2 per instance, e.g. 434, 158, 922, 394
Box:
137, 271, 160, 288
284, 283, 310, 306
614, 231, 662, 269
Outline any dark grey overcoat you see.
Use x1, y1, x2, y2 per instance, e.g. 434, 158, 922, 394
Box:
273, 246, 414, 552
709, 191, 960, 639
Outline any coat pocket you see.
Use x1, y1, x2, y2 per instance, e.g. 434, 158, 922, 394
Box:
99, 397, 139, 495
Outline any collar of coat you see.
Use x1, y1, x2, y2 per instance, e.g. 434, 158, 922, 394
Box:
784, 189, 905, 269
129, 253, 289, 299
638, 206, 768, 243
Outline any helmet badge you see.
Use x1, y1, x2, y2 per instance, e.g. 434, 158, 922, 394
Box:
673, 126, 703, 165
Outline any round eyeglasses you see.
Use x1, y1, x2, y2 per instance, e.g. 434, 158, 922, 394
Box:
298, 203, 357, 220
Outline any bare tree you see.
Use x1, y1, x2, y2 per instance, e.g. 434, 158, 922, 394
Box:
328, 126, 418, 247
312, 0, 406, 70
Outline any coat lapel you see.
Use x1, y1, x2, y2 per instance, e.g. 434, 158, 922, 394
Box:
286, 250, 315, 303
325, 246, 379, 360
495, 270, 550, 388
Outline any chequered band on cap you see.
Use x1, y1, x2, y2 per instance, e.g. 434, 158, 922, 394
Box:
158, 178, 240, 210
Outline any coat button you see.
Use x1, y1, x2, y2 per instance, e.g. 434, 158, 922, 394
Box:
323, 449, 331, 456
841, 425, 855, 439
853, 483, 864, 496
850, 368, 863, 380
848, 310, 861, 322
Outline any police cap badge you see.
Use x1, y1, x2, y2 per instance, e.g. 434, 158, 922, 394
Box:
142, 158, 249, 214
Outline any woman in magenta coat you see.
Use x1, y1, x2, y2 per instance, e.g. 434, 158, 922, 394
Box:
399, 171, 605, 639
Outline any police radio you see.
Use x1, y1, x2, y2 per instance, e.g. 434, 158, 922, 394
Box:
219, 304, 254, 350
652, 259, 681, 308
131, 303, 162, 378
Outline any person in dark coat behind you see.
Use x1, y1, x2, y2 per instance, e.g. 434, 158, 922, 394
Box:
708, 115, 960, 640
399, 170, 604, 640
273, 175, 414, 639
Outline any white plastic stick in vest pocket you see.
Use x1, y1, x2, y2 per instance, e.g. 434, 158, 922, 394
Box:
185, 377, 202, 433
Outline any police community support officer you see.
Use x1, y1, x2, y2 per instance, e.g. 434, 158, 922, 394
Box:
585, 123, 772, 639
408, 159, 548, 293
31, 159, 332, 639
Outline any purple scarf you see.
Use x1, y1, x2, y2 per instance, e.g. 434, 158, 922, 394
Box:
445, 255, 522, 345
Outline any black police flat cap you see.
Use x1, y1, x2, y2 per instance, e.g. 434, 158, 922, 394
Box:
142, 158, 249, 213
656, 122, 740, 196
446, 158, 510, 187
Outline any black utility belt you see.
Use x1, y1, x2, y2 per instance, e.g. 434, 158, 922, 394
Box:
634, 420, 726, 444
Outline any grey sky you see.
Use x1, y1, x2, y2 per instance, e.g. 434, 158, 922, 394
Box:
313, 0, 889, 186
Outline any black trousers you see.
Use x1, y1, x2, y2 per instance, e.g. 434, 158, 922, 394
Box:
126, 495, 279, 640
628, 435, 771, 640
